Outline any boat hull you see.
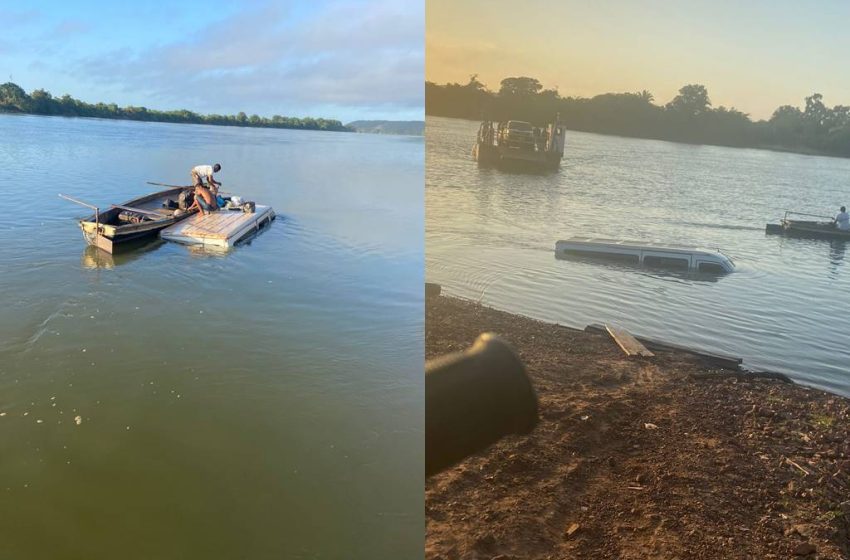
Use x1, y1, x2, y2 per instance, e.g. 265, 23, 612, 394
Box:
78, 187, 193, 253
765, 219, 850, 240
474, 143, 561, 172
473, 118, 565, 173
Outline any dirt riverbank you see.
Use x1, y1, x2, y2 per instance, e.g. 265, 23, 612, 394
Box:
426, 294, 850, 559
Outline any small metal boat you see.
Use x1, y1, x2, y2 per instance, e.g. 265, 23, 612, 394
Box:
555, 237, 735, 273
61, 187, 194, 253
766, 211, 850, 240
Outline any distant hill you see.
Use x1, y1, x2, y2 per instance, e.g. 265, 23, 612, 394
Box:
346, 120, 424, 136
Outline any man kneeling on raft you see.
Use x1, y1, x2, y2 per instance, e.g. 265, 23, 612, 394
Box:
187, 184, 218, 215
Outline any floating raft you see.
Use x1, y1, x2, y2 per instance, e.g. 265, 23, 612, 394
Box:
161, 206, 274, 247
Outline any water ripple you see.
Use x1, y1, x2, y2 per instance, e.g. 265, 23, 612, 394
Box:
428, 116, 850, 396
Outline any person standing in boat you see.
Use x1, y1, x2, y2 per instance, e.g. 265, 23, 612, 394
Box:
191, 163, 221, 194
835, 206, 850, 230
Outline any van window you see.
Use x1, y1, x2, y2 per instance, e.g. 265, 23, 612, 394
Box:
558, 250, 639, 264
643, 255, 689, 270
698, 261, 725, 273
591, 252, 639, 264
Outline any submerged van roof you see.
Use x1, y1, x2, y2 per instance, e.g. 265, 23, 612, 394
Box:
555, 237, 735, 271
559, 237, 722, 255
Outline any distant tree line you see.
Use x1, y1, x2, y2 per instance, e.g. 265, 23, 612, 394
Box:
346, 120, 424, 135
0, 82, 350, 132
426, 76, 850, 158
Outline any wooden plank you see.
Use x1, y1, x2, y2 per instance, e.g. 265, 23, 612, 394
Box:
161, 206, 272, 246
200, 212, 238, 234
216, 214, 244, 233
604, 324, 654, 357
182, 212, 236, 236
586, 323, 740, 369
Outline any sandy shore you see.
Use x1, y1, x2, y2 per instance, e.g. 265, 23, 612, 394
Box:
426, 294, 849, 559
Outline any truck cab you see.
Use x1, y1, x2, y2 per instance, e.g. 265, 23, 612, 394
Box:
499, 120, 535, 150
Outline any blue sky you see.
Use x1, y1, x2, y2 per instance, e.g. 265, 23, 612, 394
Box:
0, 0, 423, 122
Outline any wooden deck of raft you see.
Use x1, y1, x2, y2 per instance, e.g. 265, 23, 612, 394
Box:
161, 205, 274, 247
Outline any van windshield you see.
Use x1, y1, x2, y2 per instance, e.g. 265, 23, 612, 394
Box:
508, 121, 532, 131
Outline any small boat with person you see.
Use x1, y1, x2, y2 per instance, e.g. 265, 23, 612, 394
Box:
60, 186, 194, 254
555, 237, 735, 273
765, 210, 850, 240
62, 181, 272, 254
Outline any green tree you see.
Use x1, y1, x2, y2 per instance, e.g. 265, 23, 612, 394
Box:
425, 75, 850, 157
0, 82, 31, 111
29, 88, 55, 114
498, 76, 543, 97
804, 93, 828, 126
666, 84, 711, 116
636, 90, 654, 103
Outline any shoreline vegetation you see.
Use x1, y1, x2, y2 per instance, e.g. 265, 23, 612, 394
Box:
0, 82, 349, 132
426, 294, 850, 559
426, 76, 850, 159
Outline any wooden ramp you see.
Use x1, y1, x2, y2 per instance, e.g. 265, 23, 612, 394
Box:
161, 206, 274, 247
604, 324, 655, 357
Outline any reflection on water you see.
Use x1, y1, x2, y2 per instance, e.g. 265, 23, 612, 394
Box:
80, 239, 167, 269
427, 116, 850, 396
828, 239, 846, 267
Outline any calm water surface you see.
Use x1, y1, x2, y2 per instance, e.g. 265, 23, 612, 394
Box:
0, 114, 423, 558
427, 116, 850, 396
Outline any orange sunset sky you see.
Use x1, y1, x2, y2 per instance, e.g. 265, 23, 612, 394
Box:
427, 0, 850, 120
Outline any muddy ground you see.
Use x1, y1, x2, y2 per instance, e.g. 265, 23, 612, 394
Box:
426, 295, 850, 559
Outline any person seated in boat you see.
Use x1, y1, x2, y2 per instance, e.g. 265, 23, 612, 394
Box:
187, 184, 219, 216
191, 163, 221, 195
834, 206, 850, 230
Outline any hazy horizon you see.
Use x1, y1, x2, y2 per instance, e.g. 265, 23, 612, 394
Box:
427, 0, 850, 120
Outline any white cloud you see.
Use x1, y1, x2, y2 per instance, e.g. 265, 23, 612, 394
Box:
73, 0, 423, 119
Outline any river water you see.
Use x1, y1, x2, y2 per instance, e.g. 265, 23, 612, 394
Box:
0, 114, 423, 559
427, 116, 850, 397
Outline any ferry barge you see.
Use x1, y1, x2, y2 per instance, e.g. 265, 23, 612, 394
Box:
473, 115, 566, 172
